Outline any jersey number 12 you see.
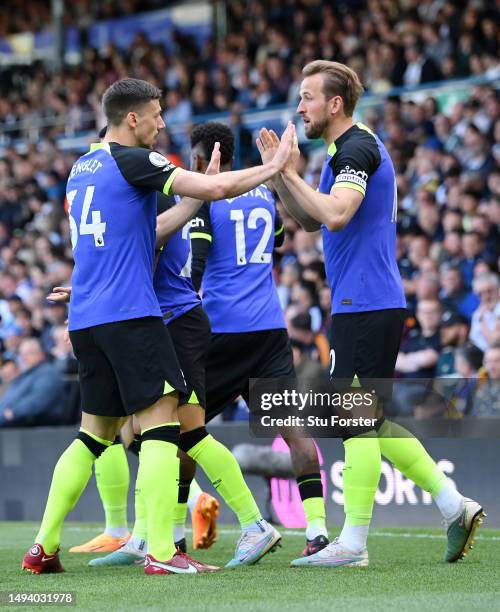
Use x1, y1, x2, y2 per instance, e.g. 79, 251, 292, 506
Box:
67, 186, 107, 249
230, 207, 273, 266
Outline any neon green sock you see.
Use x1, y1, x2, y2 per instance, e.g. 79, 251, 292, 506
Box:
343, 435, 381, 526
36, 434, 113, 553
94, 443, 129, 533
131, 474, 148, 541
378, 420, 447, 495
302, 497, 327, 529
139, 439, 179, 560
188, 434, 261, 527
173, 502, 188, 527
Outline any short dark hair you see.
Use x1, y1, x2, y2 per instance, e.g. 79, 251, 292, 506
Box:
455, 344, 483, 372
190, 122, 235, 166
102, 78, 162, 126
301, 60, 364, 116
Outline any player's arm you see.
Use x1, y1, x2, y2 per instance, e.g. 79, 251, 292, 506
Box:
281, 128, 380, 231
156, 144, 221, 247
190, 202, 212, 292
170, 123, 295, 201
281, 175, 364, 232
113, 125, 291, 202
272, 174, 321, 232
257, 129, 320, 232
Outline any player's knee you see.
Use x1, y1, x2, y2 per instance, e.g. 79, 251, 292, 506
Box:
76, 430, 113, 458
178, 426, 208, 453
141, 424, 180, 445
178, 403, 205, 433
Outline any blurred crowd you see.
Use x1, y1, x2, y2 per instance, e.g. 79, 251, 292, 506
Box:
0, 0, 170, 36
1, 0, 499, 142
0, 0, 499, 426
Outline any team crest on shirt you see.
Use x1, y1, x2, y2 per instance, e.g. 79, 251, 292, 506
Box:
335, 166, 368, 189
149, 151, 171, 167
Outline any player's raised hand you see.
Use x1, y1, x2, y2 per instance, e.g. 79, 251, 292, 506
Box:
205, 141, 221, 176
256, 128, 279, 165
47, 286, 72, 303
269, 122, 295, 172
283, 126, 300, 175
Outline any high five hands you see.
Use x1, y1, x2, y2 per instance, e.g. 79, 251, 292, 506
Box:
256, 124, 300, 175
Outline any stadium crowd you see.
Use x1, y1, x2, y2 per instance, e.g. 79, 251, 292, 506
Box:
0, 0, 499, 425
1, 0, 499, 142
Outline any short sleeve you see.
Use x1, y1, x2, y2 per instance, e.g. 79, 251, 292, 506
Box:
329, 130, 381, 197
111, 144, 181, 195
189, 201, 212, 243
190, 201, 212, 291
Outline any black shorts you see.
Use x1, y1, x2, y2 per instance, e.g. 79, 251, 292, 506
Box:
205, 328, 294, 422
167, 305, 211, 409
70, 316, 187, 418
328, 308, 406, 401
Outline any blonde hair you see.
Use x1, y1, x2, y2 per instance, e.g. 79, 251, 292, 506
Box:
302, 60, 364, 116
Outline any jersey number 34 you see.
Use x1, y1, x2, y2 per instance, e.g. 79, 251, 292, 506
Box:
67, 186, 106, 249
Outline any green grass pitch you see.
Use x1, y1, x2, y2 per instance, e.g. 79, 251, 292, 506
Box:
1, 522, 499, 611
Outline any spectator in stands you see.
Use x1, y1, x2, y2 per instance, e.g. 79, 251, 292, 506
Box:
442, 343, 484, 417
0, 358, 19, 395
290, 338, 323, 379
454, 344, 484, 382
396, 299, 442, 379
0, 337, 64, 426
439, 263, 479, 320
460, 231, 487, 289
290, 280, 322, 333
469, 273, 500, 352
276, 261, 300, 310
402, 40, 441, 87
50, 325, 77, 375
287, 313, 329, 370
436, 311, 470, 376
391, 298, 443, 417
471, 343, 500, 417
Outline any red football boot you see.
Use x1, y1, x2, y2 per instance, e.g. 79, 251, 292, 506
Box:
22, 544, 64, 574
144, 550, 220, 575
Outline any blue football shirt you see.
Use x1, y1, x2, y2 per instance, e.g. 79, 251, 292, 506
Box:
153, 194, 201, 324
67, 142, 180, 331
191, 185, 286, 333
318, 123, 406, 315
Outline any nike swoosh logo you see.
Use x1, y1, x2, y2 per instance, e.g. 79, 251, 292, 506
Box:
41, 556, 54, 562
155, 562, 197, 574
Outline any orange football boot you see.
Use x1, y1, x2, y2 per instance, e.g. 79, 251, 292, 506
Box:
69, 532, 130, 553
192, 493, 219, 549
